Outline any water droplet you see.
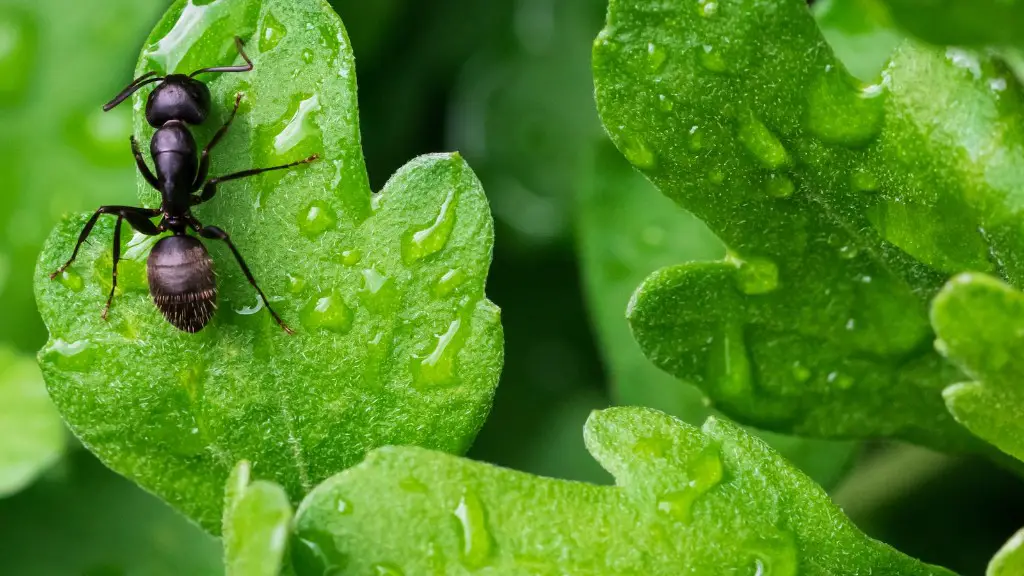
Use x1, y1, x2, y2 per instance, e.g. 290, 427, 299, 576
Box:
42, 339, 94, 372
300, 292, 353, 333
656, 448, 723, 522
258, 11, 287, 53
827, 370, 854, 390
658, 94, 675, 112
399, 477, 428, 493
647, 42, 667, 72
838, 244, 859, 259
297, 201, 336, 237
688, 125, 704, 151
402, 189, 458, 265
274, 94, 322, 157
433, 269, 466, 298
791, 362, 811, 383
58, 270, 84, 292
412, 314, 468, 387
0, 7, 38, 105
699, 44, 726, 72
749, 531, 799, 576
452, 489, 492, 569
709, 170, 725, 184
727, 252, 779, 295
737, 114, 790, 171
698, 0, 719, 17
143, 0, 260, 74
372, 564, 404, 576
706, 323, 752, 399
766, 174, 794, 198
946, 47, 982, 79
359, 268, 397, 312
340, 249, 362, 267
336, 495, 352, 515
620, 136, 657, 170
287, 273, 306, 294
633, 436, 672, 458
806, 65, 884, 147
301, 48, 314, 63
851, 169, 879, 193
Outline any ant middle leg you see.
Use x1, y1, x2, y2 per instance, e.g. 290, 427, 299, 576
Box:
188, 218, 294, 334
101, 214, 165, 320
131, 136, 160, 190
50, 206, 161, 280
193, 93, 244, 188
193, 154, 319, 203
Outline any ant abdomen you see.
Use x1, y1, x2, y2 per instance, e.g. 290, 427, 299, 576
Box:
147, 235, 217, 333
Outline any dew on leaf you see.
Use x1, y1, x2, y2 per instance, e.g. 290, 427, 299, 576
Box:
258, 10, 287, 53
646, 42, 667, 72
433, 268, 466, 298
737, 114, 790, 171
274, 93, 322, 157
0, 6, 38, 104
300, 292, 353, 334
707, 323, 753, 399
402, 188, 459, 265
359, 268, 397, 311
728, 253, 780, 295
372, 563, 404, 576
805, 66, 884, 148
851, 169, 879, 193
287, 273, 307, 294
655, 447, 724, 522
143, 0, 259, 74
336, 495, 352, 515
688, 125, 704, 151
297, 200, 336, 237
698, 0, 719, 17
452, 488, 492, 570
766, 174, 795, 198
827, 370, 854, 390
57, 269, 84, 292
301, 48, 314, 64
699, 44, 726, 73
658, 94, 674, 112
341, 249, 362, 267
412, 313, 468, 387
620, 135, 658, 170
42, 339, 94, 372
750, 531, 799, 576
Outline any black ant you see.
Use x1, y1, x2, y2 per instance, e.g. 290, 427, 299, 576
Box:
50, 37, 317, 334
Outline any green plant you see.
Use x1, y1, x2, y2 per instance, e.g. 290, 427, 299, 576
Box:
17, 0, 1024, 574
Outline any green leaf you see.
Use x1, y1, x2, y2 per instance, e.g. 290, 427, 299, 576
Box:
0, 0, 165, 352
931, 274, 1024, 461
0, 346, 64, 497
878, 0, 1024, 49
813, 0, 904, 82
593, 0, 1024, 449
224, 461, 292, 576
293, 407, 955, 575
989, 528, 1024, 576
0, 450, 222, 575
35, 0, 502, 532
578, 140, 856, 488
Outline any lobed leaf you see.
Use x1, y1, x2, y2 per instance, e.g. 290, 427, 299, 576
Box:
292, 407, 955, 575
223, 461, 292, 576
931, 274, 1024, 462
0, 346, 64, 497
35, 0, 502, 532
593, 0, 1024, 449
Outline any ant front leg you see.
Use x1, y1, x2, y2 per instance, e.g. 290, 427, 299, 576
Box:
102, 213, 165, 320
193, 93, 244, 189
189, 219, 294, 334
51, 205, 161, 280
193, 154, 320, 204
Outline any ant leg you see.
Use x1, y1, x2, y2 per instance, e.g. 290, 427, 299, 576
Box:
101, 216, 124, 320
131, 136, 160, 190
193, 93, 244, 189
193, 154, 319, 204
189, 219, 294, 334
103, 71, 164, 112
189, 37, 254, 77
50, 206, 161, 280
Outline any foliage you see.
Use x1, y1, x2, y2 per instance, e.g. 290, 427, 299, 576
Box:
0, 346, 63, 497
35, 0, 502, 532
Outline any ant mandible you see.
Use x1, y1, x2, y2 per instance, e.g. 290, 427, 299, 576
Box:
50, 37, 317, 334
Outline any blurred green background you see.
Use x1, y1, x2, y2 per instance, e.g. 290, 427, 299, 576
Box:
1, 0, 1023, 574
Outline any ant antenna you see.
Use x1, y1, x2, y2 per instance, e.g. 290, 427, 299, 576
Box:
103, 71, 164, 112
190, 37, 254, 78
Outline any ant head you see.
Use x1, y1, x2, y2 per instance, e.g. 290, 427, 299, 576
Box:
145, 75, 211, 127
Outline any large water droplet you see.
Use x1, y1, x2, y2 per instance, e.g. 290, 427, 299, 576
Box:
58, 270, 84, 292
647, 42, 667, 72
275, 94, 322, 157
452, 489, 492, 570
851, 169, 879, 193
42, 339, 94, 372
737, 114, 790, 171
411, 314, 468, 387
287, 273, 306, 294
806, 65, 884, 148
143, 0, 260, 75
340, 249, 362, 267
656, 448, 724, 522
402, 189, 458, 265
0, 7, 38, 105
766, 174, 795, 198
359, 268, 397, 312
621, 135, 658, 170
258, 11, 287, 53
698, 0, 719, 17
433, 269, 466, 298
699, 44, 726, 73
706, 323, 753, 399
727, 252, 780, 295
749, 532, 799, 576
297, 201, 336, 237
300, 292, 353, 333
